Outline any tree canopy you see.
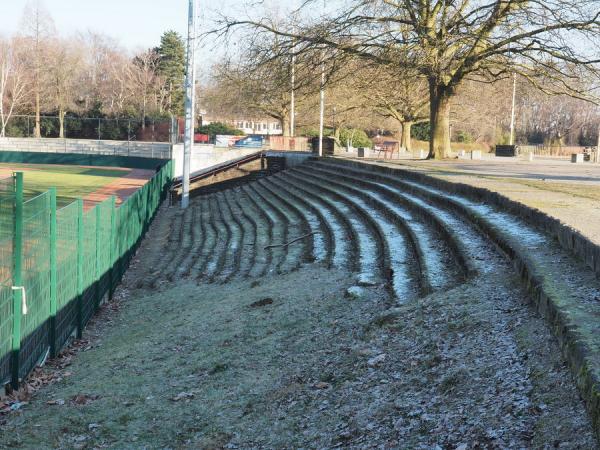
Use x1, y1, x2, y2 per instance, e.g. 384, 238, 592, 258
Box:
217, 0, 600, 158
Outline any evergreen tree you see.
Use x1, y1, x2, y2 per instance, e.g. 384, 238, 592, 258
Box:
155, 30, 185, 116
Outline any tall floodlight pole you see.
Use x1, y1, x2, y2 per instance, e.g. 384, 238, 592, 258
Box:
318, 66, 325, 156
318, 1, 326, 157
291, 52, 296, 137
596, 117, 600, 163
182, 0, 196, 209
509, 72, 517, 145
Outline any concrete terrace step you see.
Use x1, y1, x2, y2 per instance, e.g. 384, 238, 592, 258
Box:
315, 157, 600, 436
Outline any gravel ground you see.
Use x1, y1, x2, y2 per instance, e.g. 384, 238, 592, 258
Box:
348, 156, 600, 245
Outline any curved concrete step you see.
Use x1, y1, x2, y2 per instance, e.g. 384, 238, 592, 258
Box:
177, 198, 206, 278
200, 194, 230, 282
162, 206, 193, 283
316, 159, 600, 432
297, 164, 466, 296
313, 160, 486, 276
234, 186, 271, 278
213, 191, 243, 283
252, 180, 311, 271
189, 195, 218, 280
223, 189, 256, 278
243, 183, 294, 274
256, 178, 316, 264
239, 184, 280, 276
291, 166, 421, 300
286, 170, 388, 288
271, 173, 353, 269
261, 176, 332, 266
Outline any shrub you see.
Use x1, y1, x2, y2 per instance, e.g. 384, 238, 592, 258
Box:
196, 122, 244, 136
339, 128, 372, 148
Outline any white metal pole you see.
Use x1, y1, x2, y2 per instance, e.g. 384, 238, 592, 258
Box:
291, 53, 296, 137
318, 0, 325, 157
182, 0, 196, 209
509, 72, 517, 146
596, 118, 600, 163
318, 65, 325, 157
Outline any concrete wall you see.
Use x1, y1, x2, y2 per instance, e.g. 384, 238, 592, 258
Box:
0, 137, 171, 159
171, 144, 261, 178
267, 151, 313, 168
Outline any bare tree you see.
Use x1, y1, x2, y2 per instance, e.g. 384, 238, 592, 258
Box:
0, 38, 30, 137
131, 50, 162, 129
218, 0, 600, 159
207, 35, 320, 136
47, 38, 83, 138
20, 0, 55, 138
355, 65, 429, 151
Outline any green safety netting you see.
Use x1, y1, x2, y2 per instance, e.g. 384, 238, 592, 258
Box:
0, 176, 15, 378
0, 160, 172, 387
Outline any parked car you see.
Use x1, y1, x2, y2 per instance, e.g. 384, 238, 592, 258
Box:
234, 135, 264, 148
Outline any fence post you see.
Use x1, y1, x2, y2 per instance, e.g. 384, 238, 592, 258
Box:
76, 198, 84, 339
94, 204, 101, 311
49, 188, 58, 358
108, 196, 116, 301
11, 172, 23, 390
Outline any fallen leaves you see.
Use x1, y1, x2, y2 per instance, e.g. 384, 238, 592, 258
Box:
70, 394, 100, 406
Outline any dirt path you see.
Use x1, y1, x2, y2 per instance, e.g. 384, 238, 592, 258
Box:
83, 168, 154, 209
346, 156, 600, 245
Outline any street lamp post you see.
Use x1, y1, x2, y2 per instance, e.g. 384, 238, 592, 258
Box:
318, 0, 326, 157
509, 72, 517, 146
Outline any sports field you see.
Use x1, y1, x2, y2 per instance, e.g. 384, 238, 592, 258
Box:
0, 163, 155, 208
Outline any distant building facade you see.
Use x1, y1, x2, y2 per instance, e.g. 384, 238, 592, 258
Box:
201, 114, 283, 136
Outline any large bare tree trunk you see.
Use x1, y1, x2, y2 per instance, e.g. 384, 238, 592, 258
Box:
429, 82, 452, 159
281, 114, 290, 137
58, 107, 65, 138
34, 89, 41, 138
401, 121, 413, 152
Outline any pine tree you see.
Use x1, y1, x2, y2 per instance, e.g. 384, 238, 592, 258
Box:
155, 31, 185, 117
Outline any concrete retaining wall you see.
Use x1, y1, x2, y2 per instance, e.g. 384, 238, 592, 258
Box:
172, 144, 266, 179
0, 137, 171, 159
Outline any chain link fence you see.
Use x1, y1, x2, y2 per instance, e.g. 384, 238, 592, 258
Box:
4, 116, 175, 143
0, 161, 172, 389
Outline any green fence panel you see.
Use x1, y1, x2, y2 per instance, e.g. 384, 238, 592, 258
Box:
95, 198, 113, 305
0, 176, 14, 383
81, 205, 97, 327
19, 191, 51, 378
55, 201, 79, 351
0, 160, 172, 388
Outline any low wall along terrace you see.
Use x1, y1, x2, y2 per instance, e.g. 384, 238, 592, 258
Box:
0, 137, 171, 160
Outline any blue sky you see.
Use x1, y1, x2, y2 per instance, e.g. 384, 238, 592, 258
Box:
1, 0, 189, 50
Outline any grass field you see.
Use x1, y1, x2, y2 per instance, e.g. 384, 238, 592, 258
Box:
0, 163, 146, 207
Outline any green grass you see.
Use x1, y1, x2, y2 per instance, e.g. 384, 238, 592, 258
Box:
0, 163, 130, 206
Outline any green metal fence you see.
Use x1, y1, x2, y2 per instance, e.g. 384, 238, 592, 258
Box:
0, 161, 172, 389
